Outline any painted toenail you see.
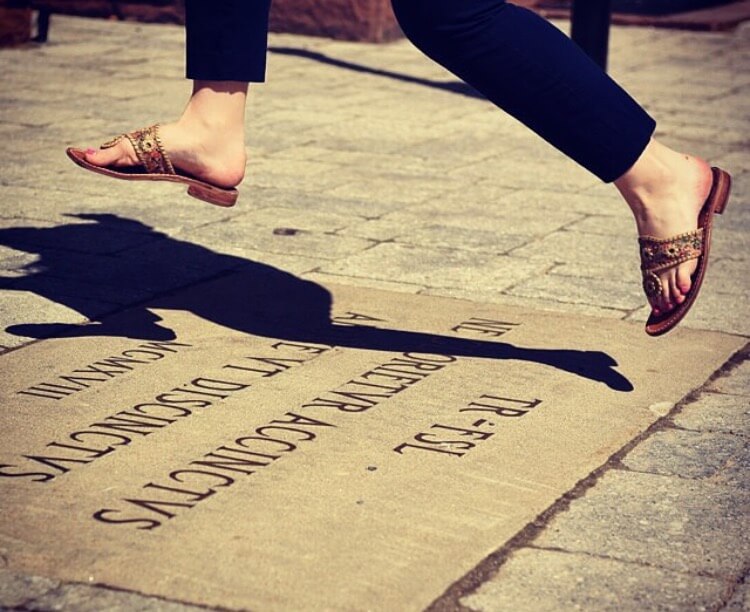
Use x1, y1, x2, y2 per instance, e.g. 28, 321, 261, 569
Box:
85, 148, 96, 155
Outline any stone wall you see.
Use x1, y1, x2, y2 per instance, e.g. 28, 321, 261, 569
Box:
270, 0, 401, 42
5, 0, 402, 42
0, 8, 31, 46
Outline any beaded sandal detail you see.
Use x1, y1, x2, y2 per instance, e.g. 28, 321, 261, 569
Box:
66, 124, 238, 207
641, 166, 732, 337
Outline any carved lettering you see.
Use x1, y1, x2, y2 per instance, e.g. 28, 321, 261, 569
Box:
332, 311, 386, 327
396, 394, 543, 458
0, 464, 55, 482
46, 441, 114, 459
451, 317, 520, 338
93, 509, 161, 530
16, 340, 192, 401
271, 341, 331, 355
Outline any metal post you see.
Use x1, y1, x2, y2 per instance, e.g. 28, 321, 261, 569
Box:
33, 7, 50, 43
570, 0, 612, 71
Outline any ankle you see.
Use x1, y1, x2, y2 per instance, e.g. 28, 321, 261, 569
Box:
615, 141, 709, 216
175, 112, 240, 140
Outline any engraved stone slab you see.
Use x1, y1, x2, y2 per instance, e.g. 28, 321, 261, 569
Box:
0, 272, 743, 611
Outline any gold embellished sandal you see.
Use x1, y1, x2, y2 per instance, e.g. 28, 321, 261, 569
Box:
66, 125, 238, 207
640, 166, 732, 337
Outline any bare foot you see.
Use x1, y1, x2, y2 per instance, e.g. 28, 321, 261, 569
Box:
84, 120, 247, 190
616, 142, 713, 315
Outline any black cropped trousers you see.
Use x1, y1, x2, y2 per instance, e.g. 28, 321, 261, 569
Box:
185, 0, 656, 182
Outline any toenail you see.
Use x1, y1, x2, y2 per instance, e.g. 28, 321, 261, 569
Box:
85, 148, 96, 155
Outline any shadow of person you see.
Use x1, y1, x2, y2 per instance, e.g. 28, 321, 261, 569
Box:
0, 214, 633, 392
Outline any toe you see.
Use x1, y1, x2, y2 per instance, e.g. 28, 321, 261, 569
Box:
668, 272, 685, 304
648, 296, 661, 315
85, 139, 138, 168
676, 260, 697, 296
658, 275, 673, 312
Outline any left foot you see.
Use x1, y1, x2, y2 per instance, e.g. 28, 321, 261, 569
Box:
617, 150, 713, 315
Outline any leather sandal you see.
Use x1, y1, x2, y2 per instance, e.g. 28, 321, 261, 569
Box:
640, 166, 732, 336
66, 125, 238, 207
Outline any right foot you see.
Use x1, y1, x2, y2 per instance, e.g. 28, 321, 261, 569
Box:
84, 120, 247, 189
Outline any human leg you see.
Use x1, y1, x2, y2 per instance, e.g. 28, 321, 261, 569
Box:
390, 0, 724, 320
78, 0, 271, 191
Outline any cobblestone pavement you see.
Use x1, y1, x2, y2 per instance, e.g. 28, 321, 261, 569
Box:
0, 14, 748, 611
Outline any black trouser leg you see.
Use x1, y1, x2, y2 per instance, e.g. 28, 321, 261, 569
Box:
391, 0, 656, 182
185, 0, 272, 82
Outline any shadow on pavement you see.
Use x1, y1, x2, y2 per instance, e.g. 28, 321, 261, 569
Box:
269, 46, 485, 100
0, 214, 632, 392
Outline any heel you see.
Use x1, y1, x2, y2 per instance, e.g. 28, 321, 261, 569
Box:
187, 183, 238, 207
711, 167, 731, 215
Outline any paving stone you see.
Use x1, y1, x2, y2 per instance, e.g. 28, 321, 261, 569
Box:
534, 470, 750, 577
240, 187, 403, 219
419, 287, 628, 319
724, 578, 750, 612
566, 214, 634, 237
338, 212, 554, 253
704, 259, 750, 296
715, 205, 750, 234
396, 133, 523, 169
674, 392, 750, 437
708, 361, 750, 396
711, 228, 750, 262
622, 429, 749, 488
275, 147, 436, 177
302, 271, 425, 294
497, 188, 625, 218
220, 206, 360, 234
445, 154, 595, 193
178, 217, 374, 261
513, 230, 637, 281
323, 173, 460, 206
401, 197, 585, 237
0, 569, 59, 608
320, 243, 548, 289
367, 222, 530, 254
714, 150, 750, 174
507, 274, 645, 311
246, 157, 351, 192
461, 548, 727, 612
25, 583, 206, 612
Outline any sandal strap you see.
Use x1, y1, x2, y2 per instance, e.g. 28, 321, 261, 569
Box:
101, 125, 176, 175
638, 228, 704, 273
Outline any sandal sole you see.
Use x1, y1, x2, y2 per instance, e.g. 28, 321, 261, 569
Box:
66, 147, 239, 208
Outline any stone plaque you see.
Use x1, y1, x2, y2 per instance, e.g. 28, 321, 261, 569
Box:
0, 273, 742, 610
